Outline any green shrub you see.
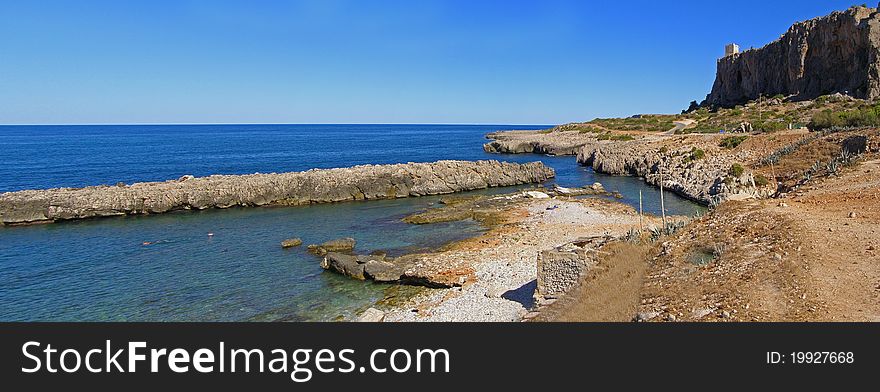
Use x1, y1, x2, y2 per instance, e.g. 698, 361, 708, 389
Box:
719, 136, 748, 149
596, 132, 634, 141
754, 174, 770, 186
690, 147, 705, 160
809, 103, 880, 130
753, 120, 787, 133
728, 163, 744, 178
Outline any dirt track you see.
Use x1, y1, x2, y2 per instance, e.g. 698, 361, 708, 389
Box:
635, 155, 880, 322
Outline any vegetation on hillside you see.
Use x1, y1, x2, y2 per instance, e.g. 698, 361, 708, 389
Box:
719, 135, 748, 149
544, 94, 874, 136
586, 115, 676, 132
808, 102, 880, 130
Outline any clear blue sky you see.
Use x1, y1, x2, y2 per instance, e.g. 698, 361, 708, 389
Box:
0, 0, 863, 125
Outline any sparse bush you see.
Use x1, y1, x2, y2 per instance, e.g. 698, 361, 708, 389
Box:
719, 135, 748, 149
728, 163, 744, 178
752, 120, 788, 133
664, 220, 686, 236
689, 147, 706, 161
760, 134, 820, 166
754, 174, 770, 186
596, 132, 635, 141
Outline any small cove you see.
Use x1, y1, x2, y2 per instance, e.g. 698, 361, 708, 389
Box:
0, 124, 702, 321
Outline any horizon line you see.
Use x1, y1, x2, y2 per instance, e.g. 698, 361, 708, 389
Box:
0, 122, 559, 127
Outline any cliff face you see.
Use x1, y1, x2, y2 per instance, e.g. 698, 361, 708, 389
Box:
704, 6, 880, 107
0, 160, 555, 225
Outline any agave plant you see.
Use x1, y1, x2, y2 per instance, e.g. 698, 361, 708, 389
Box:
625, 228, 641, 244
649, 227, 663, 242
712, 242, 727, 258
826, 160, 840, 175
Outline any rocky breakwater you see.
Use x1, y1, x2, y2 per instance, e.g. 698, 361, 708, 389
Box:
577, 135, 771, 204
0, 160, 555, 225
484, 130, 594, 155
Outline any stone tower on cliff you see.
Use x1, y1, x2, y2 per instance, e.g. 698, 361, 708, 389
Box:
703, 4, 880, 108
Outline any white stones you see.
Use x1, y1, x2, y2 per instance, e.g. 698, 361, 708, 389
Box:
525, 191, 551, 199
692, 308, 714, 319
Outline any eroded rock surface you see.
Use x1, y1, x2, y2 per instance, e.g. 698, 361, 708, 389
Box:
0, 160, 554, 225
484, 130, 592, 155
704, 5, 880, 107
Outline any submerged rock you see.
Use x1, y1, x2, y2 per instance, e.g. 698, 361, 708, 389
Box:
281, 238, 303, 248
320, 252, 365, 280
308, 238, 356, 256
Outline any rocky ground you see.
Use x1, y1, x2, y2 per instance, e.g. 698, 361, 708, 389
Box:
382, 198, 654, 322
637, 155, 880, 322
534, 128, 880, 322
486, 127, 802, 203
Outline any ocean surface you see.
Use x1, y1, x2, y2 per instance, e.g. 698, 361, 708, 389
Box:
0, 124, 701, 321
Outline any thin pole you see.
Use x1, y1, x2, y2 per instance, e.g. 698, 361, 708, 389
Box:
639, 189, 644, 232
659, 166, 667, 229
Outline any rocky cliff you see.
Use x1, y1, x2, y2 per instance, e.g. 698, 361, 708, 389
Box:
704, 5, 880, 107
0, 160, 554, 225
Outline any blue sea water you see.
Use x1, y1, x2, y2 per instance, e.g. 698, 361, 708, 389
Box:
0, 124, 701, 321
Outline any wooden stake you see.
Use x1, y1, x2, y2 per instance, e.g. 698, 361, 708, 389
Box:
639, 189, 644, 232
659, 167, 667, 229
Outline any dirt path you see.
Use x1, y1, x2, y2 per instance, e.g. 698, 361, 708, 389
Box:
533, 242, 652, 321
783, 158, 880, 321
633, 156, 880, 322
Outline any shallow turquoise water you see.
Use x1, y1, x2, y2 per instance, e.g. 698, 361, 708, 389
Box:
0, 124, 701, 321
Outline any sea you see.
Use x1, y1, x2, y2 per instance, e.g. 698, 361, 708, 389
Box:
0, 124, 702, 321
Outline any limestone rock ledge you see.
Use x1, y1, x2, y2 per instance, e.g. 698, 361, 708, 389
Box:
0, 160, 555, 225
578, 137, 769, 204
483, 130, 592, 155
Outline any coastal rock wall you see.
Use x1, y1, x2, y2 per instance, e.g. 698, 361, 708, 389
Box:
0, 160, 555, 225
483, 130, 591, 155
578, 137, 769, 204
704, 5, 880, 107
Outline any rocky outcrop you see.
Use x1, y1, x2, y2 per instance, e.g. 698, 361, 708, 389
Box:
320, 251, 469, 288
704, 5, 880, 107
0, 160, 554, 225
577, 137, 770, 204
483, 130, 593, 155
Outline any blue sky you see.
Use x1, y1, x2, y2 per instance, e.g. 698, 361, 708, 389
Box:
0, 0, 863, 124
